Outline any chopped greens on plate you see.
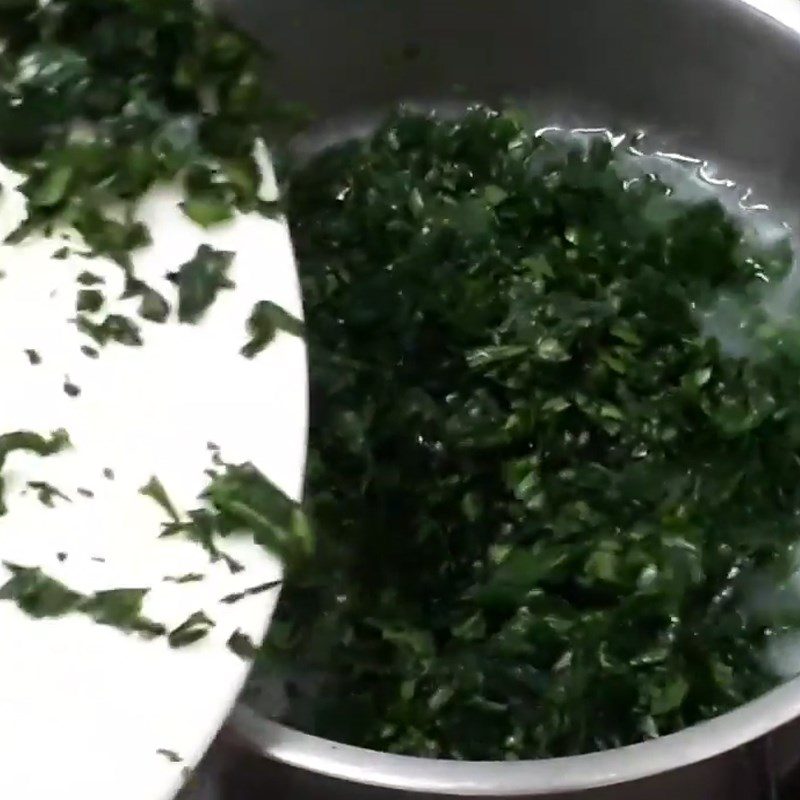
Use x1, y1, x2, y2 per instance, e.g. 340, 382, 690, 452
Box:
0, 0, 300, 666
0, 0, 272, 264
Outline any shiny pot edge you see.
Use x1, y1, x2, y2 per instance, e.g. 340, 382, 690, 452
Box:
229, 678, 800, 796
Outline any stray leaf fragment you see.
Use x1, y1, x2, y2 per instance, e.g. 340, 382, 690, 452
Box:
241, 300, 304, 358
140, 476, 180, 523
156, 749, 182, 764
168, 610, 215, 648
167, 245, 235, 324
227, 629, 259, 659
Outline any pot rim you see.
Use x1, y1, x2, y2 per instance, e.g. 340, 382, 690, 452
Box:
230, 676, 800, 795
230, 0, 800, 793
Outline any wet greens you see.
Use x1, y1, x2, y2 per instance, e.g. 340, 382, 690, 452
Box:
265, 107, 800, 759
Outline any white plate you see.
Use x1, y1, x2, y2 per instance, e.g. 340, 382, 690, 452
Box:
0, 158, 306, 800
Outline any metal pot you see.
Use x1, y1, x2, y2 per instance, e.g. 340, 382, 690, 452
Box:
218, 0, 800, 797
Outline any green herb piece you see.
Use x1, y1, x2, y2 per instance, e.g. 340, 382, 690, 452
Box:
25, 162, 74, 209
24, 348, 41, 365
163, 573, 205, 584
202, 463, 313, 571
0, 564, 82, 618
220, 579, 281, 605
138, 286, 170, 323
156, 749, 182, 764
76, 272, 103, 287
180, 193, 235, 228
168, 610, 215, 648
241, 300, 304, 358
220, 552, 244, 574
158, 457, 308, 575
80, 345, 99, 359
0, 430, 70, 468
81, 588, 149, 631
167, 245, 235, 324
0, 564, 165, 636
227, 629, 258, 659
76, 289, 104, 313
76, 313, 142, 347
27, 481, 70, 508
139, 476, 180, 523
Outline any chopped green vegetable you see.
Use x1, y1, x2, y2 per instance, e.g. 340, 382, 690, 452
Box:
167, 244, 235, 324
139, 476, 180, 523
0, 430, 70, 468
263, 107, 800, 759
227, 629, 259, 659
76, 289, 104, 313
202, 463, 313, 572
76, 272, 103, 287
24, 348, 41, 365
241, 300, 305, 358
138, 285, 171, 324
168, 610, 215, 648
27, 481, 70, 508
180, 194, 235, 229
156, 749, 182, 764
76, 313, 143, 347
162, 459, 310, 573
220, 579, 282, 605
81, 588, 151, 631
0, 564, 81, 618
163, 573, 205, 584
0, 564, 163, 635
